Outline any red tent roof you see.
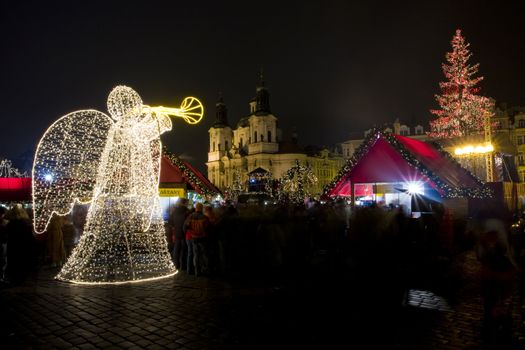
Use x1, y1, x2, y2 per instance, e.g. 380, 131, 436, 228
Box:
160, 151, 221, 197
160, 157, 185, 183
325, 130, 491, 198
0, 178, 32, 201
394, 135, 481, 188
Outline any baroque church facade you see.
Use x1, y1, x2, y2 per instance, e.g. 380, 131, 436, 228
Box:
206, 79, 345, 197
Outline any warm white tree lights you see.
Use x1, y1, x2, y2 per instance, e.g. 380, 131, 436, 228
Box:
0, 158, 28, 177
32, 85, 203, 284
278, 161, 317, 205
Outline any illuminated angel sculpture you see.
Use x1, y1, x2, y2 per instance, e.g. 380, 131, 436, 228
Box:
32, 85, 203, 284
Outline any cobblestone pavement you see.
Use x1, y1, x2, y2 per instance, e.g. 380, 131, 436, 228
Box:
1, 251, 524, 349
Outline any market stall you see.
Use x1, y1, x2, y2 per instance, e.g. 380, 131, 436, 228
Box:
160, 149, 221, 219
324, 129, 492, 217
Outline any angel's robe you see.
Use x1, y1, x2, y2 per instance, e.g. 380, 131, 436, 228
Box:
57, 113, 176, 283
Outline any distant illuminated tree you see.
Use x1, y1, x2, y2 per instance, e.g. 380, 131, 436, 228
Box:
224, 170, 245, 202
429, 29, 494, 139
0, 158, 27, 177
277, 161, 317, 205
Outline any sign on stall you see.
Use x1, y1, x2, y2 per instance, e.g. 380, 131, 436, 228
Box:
159, 188, 185, 197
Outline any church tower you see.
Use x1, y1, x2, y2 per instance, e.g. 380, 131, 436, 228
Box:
208, 95, 233, 163
235, 72, 280, 155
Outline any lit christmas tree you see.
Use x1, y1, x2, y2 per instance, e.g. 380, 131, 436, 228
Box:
277, 161, 317, 205
224, 169, 245, 202
428, 29, 494, 139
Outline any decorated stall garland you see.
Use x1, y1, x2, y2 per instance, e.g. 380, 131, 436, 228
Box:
323, 129, 492, 199
163, 147, 221, 199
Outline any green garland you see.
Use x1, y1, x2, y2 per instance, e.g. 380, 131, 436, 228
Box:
162, 147, 221, 198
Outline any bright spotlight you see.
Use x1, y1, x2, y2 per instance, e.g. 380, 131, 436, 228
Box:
406, 182, 424, 195
44, 174, 53, 182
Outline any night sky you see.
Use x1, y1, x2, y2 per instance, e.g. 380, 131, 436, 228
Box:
1, 0, 524, 173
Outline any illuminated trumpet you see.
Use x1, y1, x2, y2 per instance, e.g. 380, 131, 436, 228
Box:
144, 96, 204, 124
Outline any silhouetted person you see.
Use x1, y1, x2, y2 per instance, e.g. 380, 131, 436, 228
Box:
203, 205, 220, 276
4, 205, 36, 284
216, 202, 238, 276
476, 214, 518, 347
62, 215, 76, 259
45, 214, 66, 267
0, 206, 8, 282
169, 198, 189, 271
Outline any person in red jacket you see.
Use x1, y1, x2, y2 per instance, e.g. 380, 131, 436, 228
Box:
183, 203, 209, 276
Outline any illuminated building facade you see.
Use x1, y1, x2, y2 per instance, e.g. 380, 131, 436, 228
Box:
340, 119, 428, 161
206, 78, 344, 197
493, 105, 525, 182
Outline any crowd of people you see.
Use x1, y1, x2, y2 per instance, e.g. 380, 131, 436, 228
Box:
168, 199, 234, 278
0, 203, 83, 285
164, 197, 524, 345
164, 198, 445, 284
1, 197, 524, 344
0, 205, 37, 284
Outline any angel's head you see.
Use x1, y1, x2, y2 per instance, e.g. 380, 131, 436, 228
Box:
107, 85, 143, 122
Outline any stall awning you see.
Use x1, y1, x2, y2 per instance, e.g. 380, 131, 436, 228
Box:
0, 178, 32, 201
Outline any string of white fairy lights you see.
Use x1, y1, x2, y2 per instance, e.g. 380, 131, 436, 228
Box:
33, 85, 203, 284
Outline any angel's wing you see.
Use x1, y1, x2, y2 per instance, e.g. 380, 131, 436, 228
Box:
32, 110, 113, 233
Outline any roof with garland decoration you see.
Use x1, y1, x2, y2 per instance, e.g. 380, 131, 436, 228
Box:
324, 129, 492, 199
161, 149, 221, 198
